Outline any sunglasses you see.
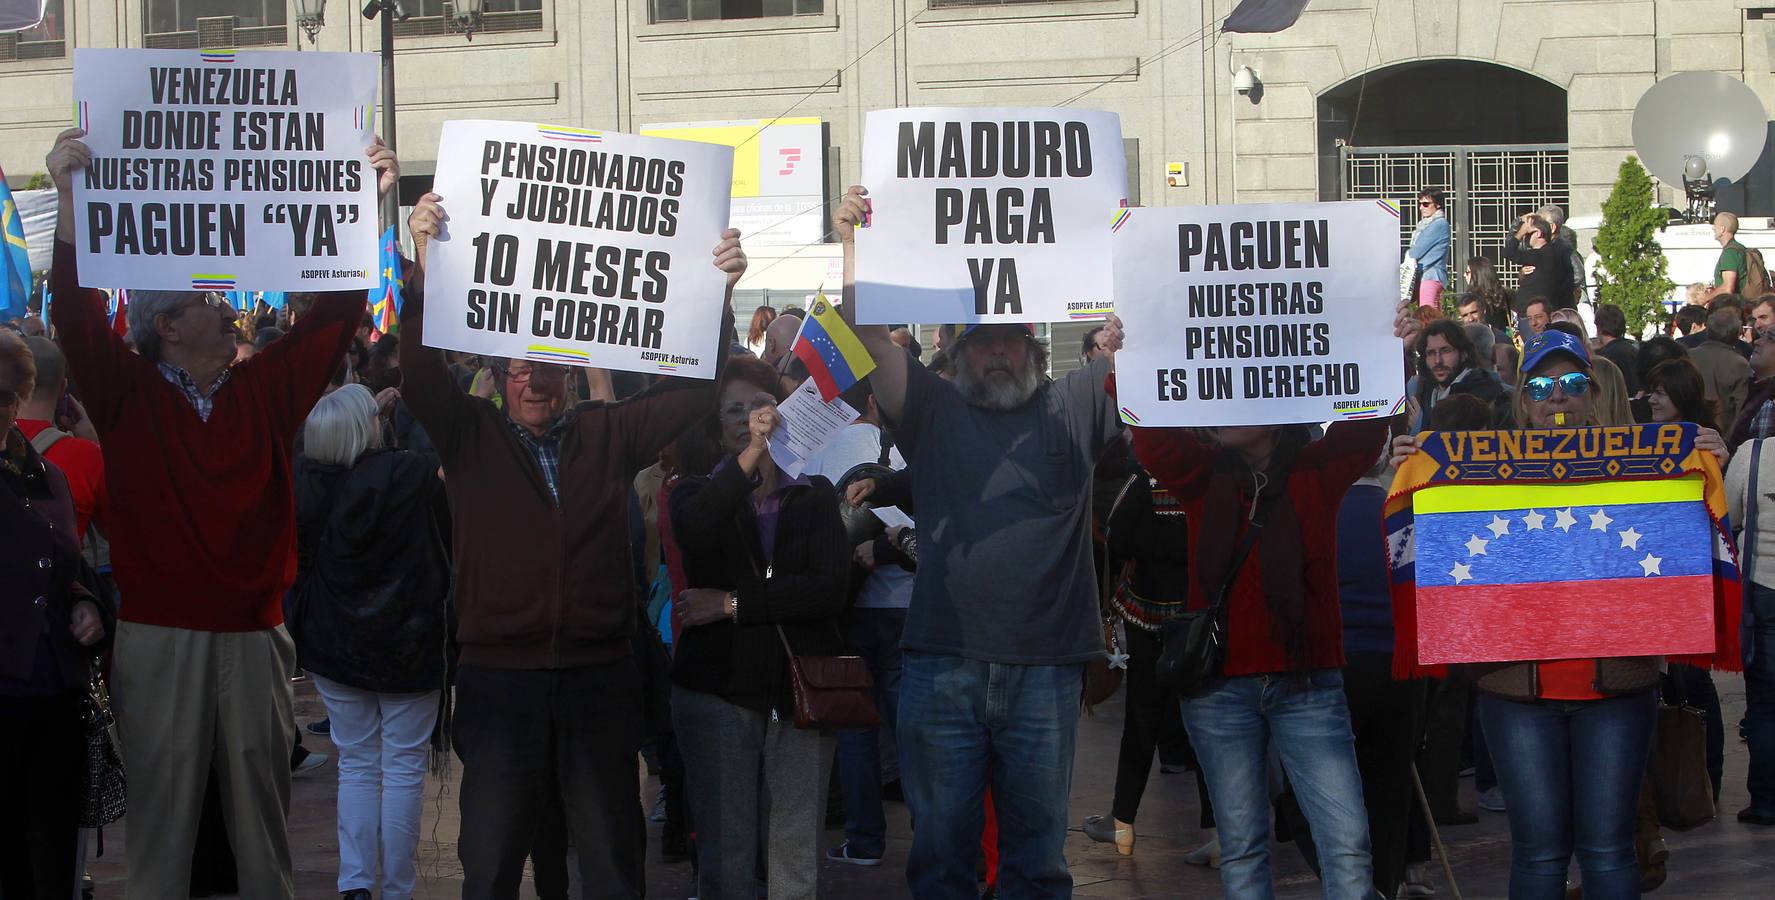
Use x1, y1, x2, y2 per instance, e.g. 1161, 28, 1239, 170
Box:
1418, 200, 1436, 207
1523, 371, 1591, 402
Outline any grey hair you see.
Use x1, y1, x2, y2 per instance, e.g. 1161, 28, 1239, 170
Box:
125, 290, 209, 362
1461, 322, 1495, 360
1536, 204, 1566, 228
22, 336, 65, 396
301, 383, 384, 466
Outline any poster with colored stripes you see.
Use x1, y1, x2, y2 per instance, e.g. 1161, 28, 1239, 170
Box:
421, 119, 734, 379
1111, 200, 1405, 427
854, 107, 1127, 325
70, 48, 379, 291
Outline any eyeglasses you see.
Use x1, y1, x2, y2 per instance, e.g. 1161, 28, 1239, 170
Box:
1523, 371, 1591, 402
170, 293, 232, 317
498, 363, 567, 384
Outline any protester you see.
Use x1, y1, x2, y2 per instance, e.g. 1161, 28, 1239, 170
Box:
1688, 306, 1753, 432
835, 185, 1126, 897
1537, 204, 1587, 305
1595, 303, 1641, 395
1547, 316, 1632, 428
44, 127, 390, 899
1409, 318, 1508, 428
1712, 212, 1750, 298
0, 328, 112, 900
1727, 431, 1775, 826
1730, 325, 1775, 448
1523, 298, 1552, 336
763, 312, 802, 369
401, 193, 745, 899
1505, 215, 1573, 317
1391, 329, 1736, 898
1463, 322, 1498, 374
1752, 295, 1775, 333
747, 305, 778, 358
289, 383, 450, 900
1122, 304, 1403, 896
1463, 258, 1514, 332
1407, 189, 1451, 307
1081, 457, 1215, 861
667, 355, 850, 899
16, 336, 106, 541
802, 378, 913, 868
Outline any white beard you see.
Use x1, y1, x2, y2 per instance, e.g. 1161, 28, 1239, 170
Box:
956, 359, 1040, 411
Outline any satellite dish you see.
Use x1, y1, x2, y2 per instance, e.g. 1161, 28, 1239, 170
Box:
1632, 72, 1768, 186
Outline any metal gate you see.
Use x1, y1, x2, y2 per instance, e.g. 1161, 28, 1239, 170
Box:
1339, 144, 1570, 293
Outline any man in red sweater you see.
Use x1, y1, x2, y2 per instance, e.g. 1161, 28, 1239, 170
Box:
44, 127, 395, 900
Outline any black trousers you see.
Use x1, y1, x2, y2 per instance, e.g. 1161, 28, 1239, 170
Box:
1344, 660, 1427, 900
0, 690, 86, 900
1111, 625, 1193, 825
1416, 677, 1471, 818
455, 660, 646, 900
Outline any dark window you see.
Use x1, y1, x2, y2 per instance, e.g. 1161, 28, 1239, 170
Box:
651, 0, 824, 24
928, 0, 1086, 6
143, 0, 288, 48
396, 0, 545, 38
0, 0, 65, 61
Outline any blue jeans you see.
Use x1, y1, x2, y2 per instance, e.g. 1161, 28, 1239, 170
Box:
836, 607, 906, 857
1746, 582, 1775, 815
1478, 690, 1657, 900
1181, 671, 1373, 900
898, 652, 1083, 899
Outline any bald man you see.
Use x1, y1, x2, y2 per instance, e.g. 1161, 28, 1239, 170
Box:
1714, 212, 1748, 298
762, 312, 802, 368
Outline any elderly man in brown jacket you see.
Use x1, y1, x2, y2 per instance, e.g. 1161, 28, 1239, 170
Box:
1691, 306, 1753, 432
399, 192, 744, 900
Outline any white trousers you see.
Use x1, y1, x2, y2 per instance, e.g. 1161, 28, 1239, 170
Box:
312, 675, 441, 900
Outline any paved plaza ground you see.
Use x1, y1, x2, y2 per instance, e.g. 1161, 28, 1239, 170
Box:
90, 673, 1775, 898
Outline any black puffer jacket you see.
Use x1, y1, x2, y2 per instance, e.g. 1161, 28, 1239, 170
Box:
290, 449, 449, 693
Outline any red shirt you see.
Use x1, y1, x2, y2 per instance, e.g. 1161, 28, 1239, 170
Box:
1132, 420, 1392, 676
50, 240, 361, 632
15, 419, 107, 541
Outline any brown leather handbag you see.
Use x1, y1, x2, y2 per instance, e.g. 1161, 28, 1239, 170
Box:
776, 625, 880, 731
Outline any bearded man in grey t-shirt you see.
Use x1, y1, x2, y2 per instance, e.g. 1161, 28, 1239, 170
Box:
833, 185, 1125, 898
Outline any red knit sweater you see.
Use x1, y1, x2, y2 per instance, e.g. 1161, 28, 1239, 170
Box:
50, 240, 362, 632
1131, 419, 1391, 676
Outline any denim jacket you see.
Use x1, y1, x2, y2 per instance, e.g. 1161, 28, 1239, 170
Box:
1407, 213, 1450, 284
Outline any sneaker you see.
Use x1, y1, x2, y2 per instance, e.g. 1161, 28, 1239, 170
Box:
825, 841, 883, 867
306, 717, 331, 737
1478, 786, 1507, 812
1400, 862, 1436, 897
293, 751, 331, 776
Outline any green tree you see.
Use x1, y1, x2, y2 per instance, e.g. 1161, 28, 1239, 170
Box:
24, 173, 50, 191
1592, 157, 1673, 335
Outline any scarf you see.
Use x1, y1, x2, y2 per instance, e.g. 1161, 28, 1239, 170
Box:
1195, 428, 1311, 672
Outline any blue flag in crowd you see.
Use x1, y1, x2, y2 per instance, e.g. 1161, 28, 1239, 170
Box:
1, 164, 32, 323
369, 226, 403, 335
261, 291, 287, 310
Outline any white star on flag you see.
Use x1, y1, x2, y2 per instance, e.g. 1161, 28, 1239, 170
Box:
1450, 561, 1473, 584
1589, 508, 1613, 532
1523, 509, 1546, 530
1487, 515, 1511, 538
1639, 553, 1662, 576
1465, 535, 1489, 556
1554, 508, 1578, 532
1620, 527, 1643, 551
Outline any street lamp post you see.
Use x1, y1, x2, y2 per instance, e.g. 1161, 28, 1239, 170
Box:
293, 0, 326, 44
360, 1, 407, 231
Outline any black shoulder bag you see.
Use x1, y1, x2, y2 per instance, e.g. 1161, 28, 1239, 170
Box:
1154, 499, 1268, 697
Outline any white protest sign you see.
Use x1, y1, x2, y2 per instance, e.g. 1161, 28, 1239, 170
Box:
871, 506, 915, 530
71, 49, 380, 291
423, 120, 734, 378
854, 107, 1126, 325
1113, 201, 1407, 427
768, 378, 859, 478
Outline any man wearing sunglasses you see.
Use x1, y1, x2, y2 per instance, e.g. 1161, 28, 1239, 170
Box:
42, 127, 396, 899
401, 192, 746, 900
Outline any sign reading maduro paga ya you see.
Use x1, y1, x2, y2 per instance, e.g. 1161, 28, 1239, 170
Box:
422, 119, 734, 379
1112, 201, 1406, 427
71, 48, 380, 291
854, 107, 1127, 325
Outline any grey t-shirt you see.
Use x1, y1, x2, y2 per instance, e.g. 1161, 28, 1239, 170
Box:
888, 356, 1120, 664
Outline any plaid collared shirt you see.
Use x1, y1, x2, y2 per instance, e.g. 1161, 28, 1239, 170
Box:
508, 414, 573, 502
1753, 399, 1775, 442
158, 362, 232, 422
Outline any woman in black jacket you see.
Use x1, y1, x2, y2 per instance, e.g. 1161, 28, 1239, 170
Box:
0, 329, 112, 899
668, 356, 850, 900
289, 383, 449, 900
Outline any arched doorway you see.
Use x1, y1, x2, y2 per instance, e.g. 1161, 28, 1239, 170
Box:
1317, 61, 1570, 291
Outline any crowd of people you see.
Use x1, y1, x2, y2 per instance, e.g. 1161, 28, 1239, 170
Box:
2, 127, 1772, 900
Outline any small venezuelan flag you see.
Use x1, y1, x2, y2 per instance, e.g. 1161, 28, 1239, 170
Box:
791, 294, 875, 402
1384, 423, 1740, 676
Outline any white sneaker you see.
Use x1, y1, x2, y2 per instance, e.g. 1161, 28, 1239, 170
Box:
292, 752, 330, 776
1478, 786, 1507, 812
1400, 862, 1436, 897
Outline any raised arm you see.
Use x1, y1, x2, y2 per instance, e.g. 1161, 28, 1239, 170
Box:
835, 185, 908, 424
45, 129, 140, 435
